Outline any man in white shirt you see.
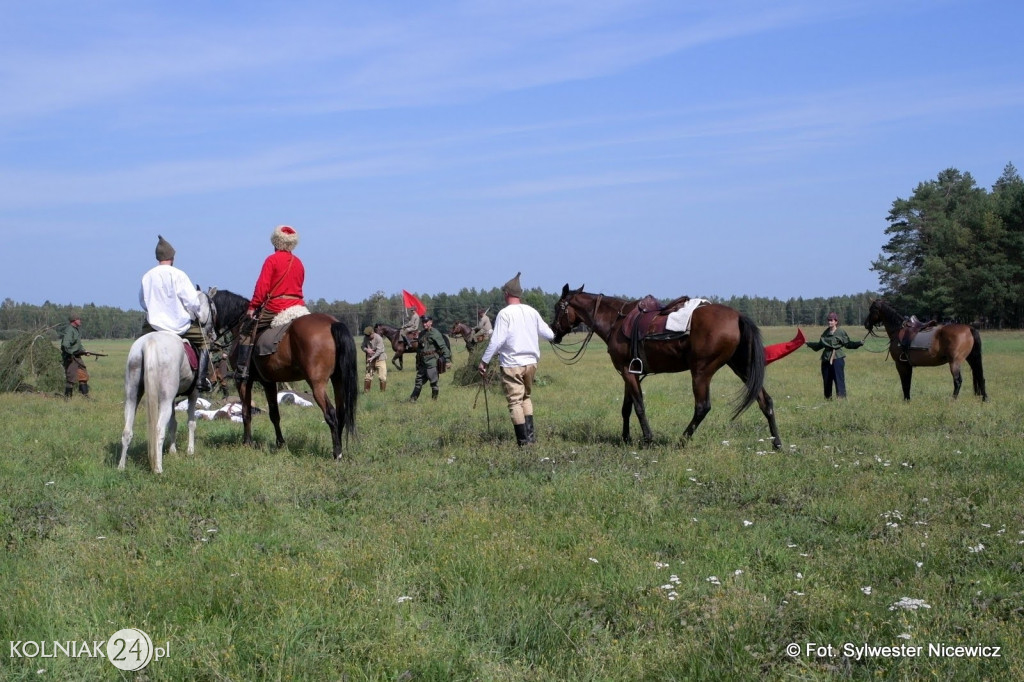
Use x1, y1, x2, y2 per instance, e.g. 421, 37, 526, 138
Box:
478, 272, 555, 446
139, 235, 212, 392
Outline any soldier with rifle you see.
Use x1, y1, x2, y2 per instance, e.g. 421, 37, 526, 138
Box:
60, 314, 106, 398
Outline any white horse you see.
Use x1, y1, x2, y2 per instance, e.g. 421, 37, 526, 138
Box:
119, 290, 215, 473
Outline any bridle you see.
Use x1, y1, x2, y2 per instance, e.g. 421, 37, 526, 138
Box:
549, 294, 603, 364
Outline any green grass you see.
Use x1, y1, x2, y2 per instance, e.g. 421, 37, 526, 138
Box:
1, 329, 1022, 680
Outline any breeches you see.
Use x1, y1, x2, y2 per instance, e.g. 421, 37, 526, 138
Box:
414, 365, 439, 391
365, 357, 387, 381
63, 356, 86, 384
500, 364, 537, 424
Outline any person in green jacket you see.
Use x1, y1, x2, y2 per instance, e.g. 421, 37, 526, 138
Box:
805, 311, 862, 399
409, 315, 452, 402
60, 314, 90, 398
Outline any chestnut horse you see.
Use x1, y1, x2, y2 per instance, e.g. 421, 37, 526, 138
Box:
373, 323, 418, 370
550, 284, 783, 449
864, 299, 987, 401
211, 290, 358, 460
449, 322, 476, 350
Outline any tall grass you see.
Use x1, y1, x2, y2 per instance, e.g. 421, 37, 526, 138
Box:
1, 328, 1022, 680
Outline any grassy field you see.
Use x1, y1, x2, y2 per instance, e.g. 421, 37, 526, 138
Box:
2, 327, 1022, 680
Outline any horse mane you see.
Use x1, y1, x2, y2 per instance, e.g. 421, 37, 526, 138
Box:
211, 289, 251, 333
872, 299, 906, 329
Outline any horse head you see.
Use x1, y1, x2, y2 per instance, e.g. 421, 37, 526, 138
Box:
864, 299, 901, 333
551, 283, 585, 343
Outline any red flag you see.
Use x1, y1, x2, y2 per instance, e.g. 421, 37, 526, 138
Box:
402, 290, 426, 316
764, 328, 806, 364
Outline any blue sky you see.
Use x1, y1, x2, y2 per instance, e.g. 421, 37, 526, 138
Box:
2, 0, 1021, 311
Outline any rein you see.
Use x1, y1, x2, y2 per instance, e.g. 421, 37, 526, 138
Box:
550, 294, 606, 365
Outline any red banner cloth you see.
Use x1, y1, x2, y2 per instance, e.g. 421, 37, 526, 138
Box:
402, 290, 427, 316
764, 328, 805, 365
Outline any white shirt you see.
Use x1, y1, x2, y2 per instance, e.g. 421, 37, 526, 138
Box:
481, 303, 555, 368
139, 264, 202, 334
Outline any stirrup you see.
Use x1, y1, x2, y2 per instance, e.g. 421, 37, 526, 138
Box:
627, 357, 644, 374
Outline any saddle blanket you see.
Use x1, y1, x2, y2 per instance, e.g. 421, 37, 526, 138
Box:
905, 328, 936, 351
665, 298, 710, 333
257, 323, 291, 356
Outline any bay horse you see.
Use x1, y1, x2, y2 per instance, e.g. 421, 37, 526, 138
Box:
550, 284, 783, 449
211, 290, 358, 460
119, 290, 215, 473
373, 323, 418, 370
449, 321, 476, 350
864, 299, 987, 401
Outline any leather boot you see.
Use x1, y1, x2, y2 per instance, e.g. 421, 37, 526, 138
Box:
79, 382, 90, 398
525, 415, 537, 443
409, 388, 421, 403
380, 380, 386, 392
64, 383, 74, 399
431, 388, 439, 401
235, 344, 253, 381
513, 423, 530, 447
197, 349, 213, 393
364, 379, 372, 394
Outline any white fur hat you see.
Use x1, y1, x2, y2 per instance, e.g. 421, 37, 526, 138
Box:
271, 225, 299, 252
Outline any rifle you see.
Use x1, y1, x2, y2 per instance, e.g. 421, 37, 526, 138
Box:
79, 351, 108, 359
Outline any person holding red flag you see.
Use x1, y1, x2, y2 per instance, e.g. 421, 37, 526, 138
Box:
399, 289, 426, 348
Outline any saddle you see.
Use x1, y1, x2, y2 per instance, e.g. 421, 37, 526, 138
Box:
182, 340, 199, 371
620, 295, 704, 374
898, 315, 938, 355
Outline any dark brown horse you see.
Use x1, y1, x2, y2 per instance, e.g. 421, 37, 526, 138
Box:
211, 290, 358, 460
550, 284, 783, 449
373, 323, 418, 370
449, 321, 476, 350
864, 299, 987, 401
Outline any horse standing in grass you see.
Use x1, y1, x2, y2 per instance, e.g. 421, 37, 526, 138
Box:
373, 323, 417, 370
211, 290, 358, 460
449, 322, 476, 350
550, 284, 786, 449
864, 299, 987, 401
119, 290, 215, 473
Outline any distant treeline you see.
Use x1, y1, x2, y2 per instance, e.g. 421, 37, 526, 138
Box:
1, 289, 883, 341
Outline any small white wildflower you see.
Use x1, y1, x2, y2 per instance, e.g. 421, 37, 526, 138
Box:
915, 561, 923, 568
793, 591, 805, 596
446, 457, 455, 464
721, 440, 730, 446
786, 543, 797, 548
654, 561, 669, 569
734, 569, 744, 576
743, 520, 753, 527
397, 595, 413, 604
861, 586, 872, 595
889, 597, 930, 611
96, 536, 106, 540
45, 481, 54, 486
667, 591, 678, 601
706, 576, 721, 585
660, 584, 675, 590
897, 633, 911, 640
981, 523, 991, 528
795, 572, 803, 580
968, 543, 985, 553
588, 557, 599, 563
669, 574, 680, 584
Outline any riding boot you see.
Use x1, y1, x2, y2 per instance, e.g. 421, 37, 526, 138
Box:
197, 349, 213, 393
525, 415, 537, 443
408, 388, 421, 403
364, 379, 372, 394
64, 383, 74, 399
431, 387, 439, 401
513, 422, 530, 447
235, 344, 254, 381
380, 380, 387, 392
79, 382, 90, 398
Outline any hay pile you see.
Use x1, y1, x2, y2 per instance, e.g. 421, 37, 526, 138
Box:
0, 329, 64, 394
450, 343, 500, 387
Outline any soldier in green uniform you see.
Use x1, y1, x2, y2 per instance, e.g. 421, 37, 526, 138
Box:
409, 315, 452, 402
60, 314, 90, 398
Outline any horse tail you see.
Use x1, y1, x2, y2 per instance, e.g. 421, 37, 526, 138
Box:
966, 326, 986, 396
331, 322, 359, 439
730, 313, 766, 420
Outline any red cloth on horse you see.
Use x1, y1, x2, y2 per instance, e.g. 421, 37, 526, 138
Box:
249, 251, 306, 313
764, 328, 805, 364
